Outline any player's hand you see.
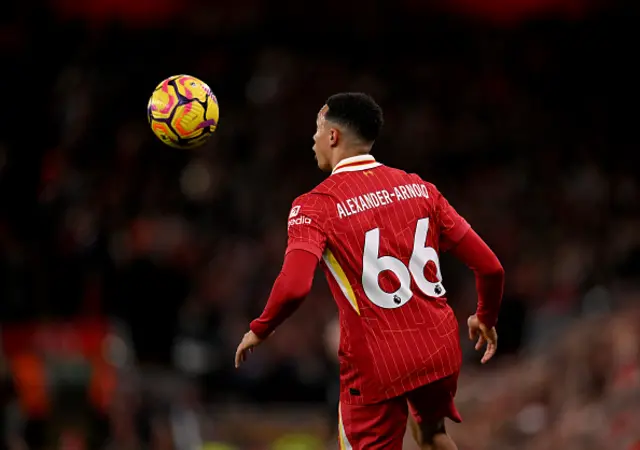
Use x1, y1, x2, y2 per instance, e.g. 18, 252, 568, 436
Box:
234, 330, 265, 368
467, 315, 497, 364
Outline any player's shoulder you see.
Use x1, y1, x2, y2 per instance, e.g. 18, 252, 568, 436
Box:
382, 164, 421, 180
288, 186, 332, 220
382, 165, 440, 194
292, 182, 333, 205
306, 175, 341, 196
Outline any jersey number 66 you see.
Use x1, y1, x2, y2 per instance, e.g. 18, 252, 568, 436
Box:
362, 218, 445, 309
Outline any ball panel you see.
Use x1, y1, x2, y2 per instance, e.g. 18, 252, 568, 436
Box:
204, 96, 220, 128
171, 102, 208, 138
153, 75, 181, 91
148, 83, 179, 121
150, 120, 182, 148
174, 75, 210, 103
180, 132, 212, 149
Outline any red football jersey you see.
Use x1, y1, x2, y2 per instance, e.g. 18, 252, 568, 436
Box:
286, 155, 471, 405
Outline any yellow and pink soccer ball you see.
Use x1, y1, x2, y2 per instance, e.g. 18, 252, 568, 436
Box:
147, 75, 219, 149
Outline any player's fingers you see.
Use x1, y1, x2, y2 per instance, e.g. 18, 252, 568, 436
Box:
481, 342, 496, 364
475, 335, 486, 351
467, 316, 477, 340
469, 325, 479, 341
485, 331, 498, 348
234, 345, 245, 369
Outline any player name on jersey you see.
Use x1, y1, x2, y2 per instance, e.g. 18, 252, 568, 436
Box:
336, 183, 429, 219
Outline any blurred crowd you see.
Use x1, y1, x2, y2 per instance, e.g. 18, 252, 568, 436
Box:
452, 307, 640, 450
0, 0, 639, 448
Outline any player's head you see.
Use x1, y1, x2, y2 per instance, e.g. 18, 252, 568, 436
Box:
312, 92, 384, 172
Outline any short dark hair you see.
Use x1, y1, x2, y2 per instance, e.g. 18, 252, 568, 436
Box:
325, 92, 384, 143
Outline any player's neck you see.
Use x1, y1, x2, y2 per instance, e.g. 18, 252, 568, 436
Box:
331, 148, 373, 171
331, 154, 377, 175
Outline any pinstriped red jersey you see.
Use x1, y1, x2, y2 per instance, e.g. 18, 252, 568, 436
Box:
286, 155, 470, 405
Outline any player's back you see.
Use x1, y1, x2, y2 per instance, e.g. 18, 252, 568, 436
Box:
310, 158, 469, 404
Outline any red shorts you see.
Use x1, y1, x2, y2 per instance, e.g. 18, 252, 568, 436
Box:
338, 374, 461, 450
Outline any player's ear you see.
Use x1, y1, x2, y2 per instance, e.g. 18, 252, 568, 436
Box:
329, 128, 339, 147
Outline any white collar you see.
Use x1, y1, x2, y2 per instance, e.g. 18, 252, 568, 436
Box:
331, 155, 381, 175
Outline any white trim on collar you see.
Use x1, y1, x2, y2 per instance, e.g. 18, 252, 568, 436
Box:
332, 155, 381, 175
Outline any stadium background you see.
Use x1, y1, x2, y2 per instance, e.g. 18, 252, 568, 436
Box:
0, 0, 639, 448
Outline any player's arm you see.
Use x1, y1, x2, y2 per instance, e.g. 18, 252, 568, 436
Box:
451, 230, 503, 364
429, 183, 505, 329
449, 229, 504, 329
235, 194, 328, 368
249, 249, 318, 339
430, 183, 504, 363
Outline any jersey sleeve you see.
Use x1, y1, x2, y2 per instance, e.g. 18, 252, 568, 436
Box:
285, 193, 329, 260
430, 183, 471, 252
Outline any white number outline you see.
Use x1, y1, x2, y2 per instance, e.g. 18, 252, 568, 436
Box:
362, 218, 445, 309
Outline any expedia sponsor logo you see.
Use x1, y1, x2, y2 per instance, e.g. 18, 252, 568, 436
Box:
288, 216, 311, 227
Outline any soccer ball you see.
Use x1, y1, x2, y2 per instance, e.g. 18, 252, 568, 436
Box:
147, 75, 219, 149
